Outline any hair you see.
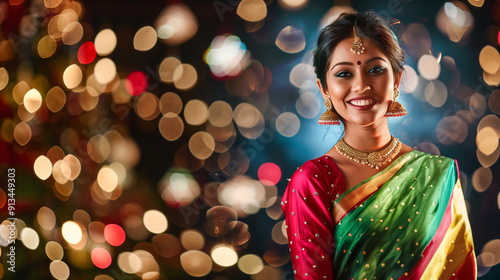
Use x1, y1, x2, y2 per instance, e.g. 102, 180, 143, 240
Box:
314, 12, 405, 88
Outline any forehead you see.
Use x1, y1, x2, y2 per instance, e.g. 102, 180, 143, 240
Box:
329, 37, 390, 67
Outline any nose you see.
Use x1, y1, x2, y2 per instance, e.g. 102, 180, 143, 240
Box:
352, 73, 371, 94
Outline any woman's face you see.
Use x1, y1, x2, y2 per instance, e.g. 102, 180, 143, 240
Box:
317, 37, 402, 128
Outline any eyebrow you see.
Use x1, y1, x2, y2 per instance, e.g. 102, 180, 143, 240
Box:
330, 57, 387, 71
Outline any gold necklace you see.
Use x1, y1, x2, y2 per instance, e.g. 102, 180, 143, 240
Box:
335, 136, 402, 169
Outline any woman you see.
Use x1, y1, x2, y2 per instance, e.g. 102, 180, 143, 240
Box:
281, 12, 476, 279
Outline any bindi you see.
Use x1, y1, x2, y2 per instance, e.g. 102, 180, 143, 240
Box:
357, 61, 361, 66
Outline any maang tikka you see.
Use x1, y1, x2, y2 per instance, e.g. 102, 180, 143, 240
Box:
350, 26, 365, 55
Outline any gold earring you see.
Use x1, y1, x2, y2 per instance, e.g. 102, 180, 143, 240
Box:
385, 88, 407, 117
318, 98, 341, 125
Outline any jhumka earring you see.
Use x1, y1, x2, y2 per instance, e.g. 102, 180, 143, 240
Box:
318, 98, 340, 125
385, 88, 407, 117
350, 26, 365, 55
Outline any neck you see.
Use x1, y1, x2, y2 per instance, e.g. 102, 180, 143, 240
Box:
342, 120, 392, 153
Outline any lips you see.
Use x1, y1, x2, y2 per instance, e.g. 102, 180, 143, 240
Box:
347, 98, 377, 110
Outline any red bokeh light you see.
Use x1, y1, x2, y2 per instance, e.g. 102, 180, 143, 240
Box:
104, 224, 126, 246
126, 71, 148, 96
498, 30, 500, 46
91, 247, 112, 269
258, 162, 282, 186
78, 41, 97, 64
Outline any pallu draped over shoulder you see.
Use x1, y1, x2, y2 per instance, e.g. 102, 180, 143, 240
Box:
281, 150, 476, 279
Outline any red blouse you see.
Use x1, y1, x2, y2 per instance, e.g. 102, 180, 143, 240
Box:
281, 156, 345, 279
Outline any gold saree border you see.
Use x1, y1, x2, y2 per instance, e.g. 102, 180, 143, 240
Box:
333, 154, 412, 225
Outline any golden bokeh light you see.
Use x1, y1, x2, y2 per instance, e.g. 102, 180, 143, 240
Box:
20, 227, 40, 250
88, 221, 106, 243
184, 99, 208, 126
278, 0, 308, 10
44, 0, 63, 8
481, 239, 500, 266
401, 65, 419, 93
188, 131, 215, 160
251, 265, 283, 279
319, 6, 356, 28
211, 245, 238, 267
483, 67, 500, 87
87, 135, 111, 163
472, 167, 492, 193
143, 210, 168, 234
218, 176, 266, 215
34, 155, 52, 180
159, 92, 182, 115
17, 103, 36, 122
13, 81, 30, 105
289, 63, 315, 89
159, 113, 184, 141
275, 26, 306, 54
24, 88, 42, 113
418, 54, 441, 80
62, 221, 83, 245
37, 206, 57, 231
477, 127, 499, 156
436, 2, 474, 43
79, 87, 99, 111
275, 112, 300, 137
61, 21, 83, 45
50, 260, 70, 280
295, 91, 321, 119
0, 67, 8, 91
173, 63, 197, 90
208, 101, 233, 127
477, 145, 500, 168
97, 167, 119, 192
134, 250, 160, 277
469, 92, 487, 118
37, 35, 58, 58
94, 58, 117, 85
63, 154, 81, 181
152, 234, 182, 258
479, 45, 500, 74
155, 4, 198, 46
46, 241, 64, 261
55, 181, 74, 197
94, 29, 117, 56
117, 252, 142, 274
488, 90, 500, 115
52, 160, 69, 184
63, 64, 83, 89
237, 0, 267, 22
234, 103, 265, 139
13, 121, 32, 146
135, 92, 160, 120
205, 206, 238, 237
436, 116, 468, 145
180, 229, 205, 250
238, 254, 264, 275
468, 0, 484, 7
46, 86, 66, 112
159, 57, 182, 83
180, 250, 212, 277
271, 221, 288, 245
424, 80, 447, 107
133, 26, 157, 51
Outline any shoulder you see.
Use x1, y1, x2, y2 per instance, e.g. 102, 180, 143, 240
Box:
409, 150, 457, 174
287, 156, 344, 196
290, 156, 341, 180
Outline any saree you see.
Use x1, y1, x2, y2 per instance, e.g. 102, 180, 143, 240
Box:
281, 150, 476, 279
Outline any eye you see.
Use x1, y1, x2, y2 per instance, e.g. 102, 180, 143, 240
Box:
335, 71, 352, 78
368, 66, 385, 74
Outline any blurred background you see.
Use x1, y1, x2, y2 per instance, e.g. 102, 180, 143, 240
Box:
0, 0, 499, 279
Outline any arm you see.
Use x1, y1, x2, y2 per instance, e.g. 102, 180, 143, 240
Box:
281, 162, 335, 279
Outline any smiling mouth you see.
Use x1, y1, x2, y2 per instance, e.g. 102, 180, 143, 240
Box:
348, 99, 376, 106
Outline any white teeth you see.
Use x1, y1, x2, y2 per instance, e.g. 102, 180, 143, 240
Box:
350, 99, 375, 106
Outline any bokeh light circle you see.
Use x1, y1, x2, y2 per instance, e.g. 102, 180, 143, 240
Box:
34, 155, 52, 180
78, 41, 97, 64
238, 254, 264, 275
211, 245, 238, 267
104, 224, 126, 246
180, 250, 212, 277
91, 247, 112, 269
126, 71, 148, 96
143, 210, 168, 234
50, 261, 70, 280
188, 131, 215, 160
159, 113, 184, 141
94, 29, 117, 56
258, 162, 282, 186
